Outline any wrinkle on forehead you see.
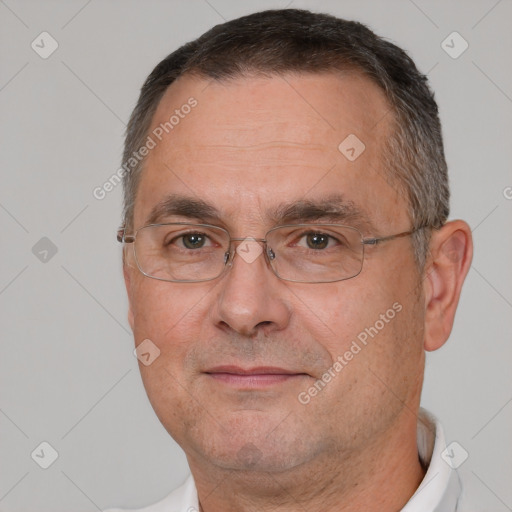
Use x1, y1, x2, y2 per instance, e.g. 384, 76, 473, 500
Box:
160, 141, 339, 170
170, 141, 330, 150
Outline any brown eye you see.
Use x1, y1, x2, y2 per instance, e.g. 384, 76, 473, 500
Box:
182, 233, 207, 249
306, 233, 330, 250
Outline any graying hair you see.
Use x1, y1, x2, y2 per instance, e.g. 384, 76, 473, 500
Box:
121, 8, 449, 269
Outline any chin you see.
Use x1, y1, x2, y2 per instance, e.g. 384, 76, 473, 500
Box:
183, 414, 319, 474
200, 444, 309, 474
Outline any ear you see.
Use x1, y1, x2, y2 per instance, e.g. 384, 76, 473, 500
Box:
122, 248, 135, 331
423, 220, 473, 352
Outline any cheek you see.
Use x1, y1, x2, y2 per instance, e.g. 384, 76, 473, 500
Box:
129, 277, 212, 360
297, 281, 424, 431
299, 258, 424, 371
295, 281, 397, 355
129, 280, 213, 432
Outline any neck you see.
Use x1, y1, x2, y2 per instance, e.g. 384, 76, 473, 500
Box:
189, 408, 426, 512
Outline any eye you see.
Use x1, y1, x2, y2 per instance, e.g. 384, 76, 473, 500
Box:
304, 232, 330, 250
297, 231, 339, 250
167, 232, 213, 250
181, 233, 208, 249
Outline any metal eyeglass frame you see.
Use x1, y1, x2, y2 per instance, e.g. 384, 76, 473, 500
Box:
117, 223, 427, 284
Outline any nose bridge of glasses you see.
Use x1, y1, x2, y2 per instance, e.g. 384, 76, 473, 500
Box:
227, 237, 269, 255
229, 237, 267, 243
225, 237, 273, 268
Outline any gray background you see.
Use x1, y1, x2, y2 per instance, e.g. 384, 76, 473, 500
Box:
0, 0, 511, 510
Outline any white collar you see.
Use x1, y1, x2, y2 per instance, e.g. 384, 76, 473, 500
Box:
401, 408, 462, 511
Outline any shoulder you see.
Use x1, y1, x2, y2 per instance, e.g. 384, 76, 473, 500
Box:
103, 475, 198, 512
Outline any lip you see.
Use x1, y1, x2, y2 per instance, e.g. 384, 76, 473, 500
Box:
204, 366, 307, 388
206, 365, 302, 375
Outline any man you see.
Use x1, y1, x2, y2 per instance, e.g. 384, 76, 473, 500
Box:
107, 8, 472, 511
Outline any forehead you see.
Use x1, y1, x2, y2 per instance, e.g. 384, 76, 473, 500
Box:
153, 71, 389, 145
134, 72, 409, 233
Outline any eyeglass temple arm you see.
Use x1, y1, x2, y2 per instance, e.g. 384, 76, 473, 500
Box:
362, 226, 427, 246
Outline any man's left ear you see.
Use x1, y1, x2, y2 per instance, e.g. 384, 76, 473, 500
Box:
423, 220, 473, 352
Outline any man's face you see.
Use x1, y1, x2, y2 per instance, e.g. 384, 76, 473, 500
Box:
124, 72, 426, 474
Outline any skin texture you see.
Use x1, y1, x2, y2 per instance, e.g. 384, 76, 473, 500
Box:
123, 72, 473, 511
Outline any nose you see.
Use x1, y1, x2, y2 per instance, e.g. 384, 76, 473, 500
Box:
212, 239, 291, 337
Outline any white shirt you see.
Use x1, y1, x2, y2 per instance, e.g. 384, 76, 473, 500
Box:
104, 408, 465, 512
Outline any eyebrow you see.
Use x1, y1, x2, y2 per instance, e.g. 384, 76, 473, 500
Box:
270, 196, 376, 232
146, 195, 220, 225
144, 193, 377, 233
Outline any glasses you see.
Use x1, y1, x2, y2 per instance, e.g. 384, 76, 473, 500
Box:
117, 223, 425, 284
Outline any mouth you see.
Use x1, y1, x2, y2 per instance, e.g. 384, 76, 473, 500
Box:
204, 366, 308, 388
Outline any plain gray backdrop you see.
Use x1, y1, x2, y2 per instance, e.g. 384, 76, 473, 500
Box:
1, 0, 511, 510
